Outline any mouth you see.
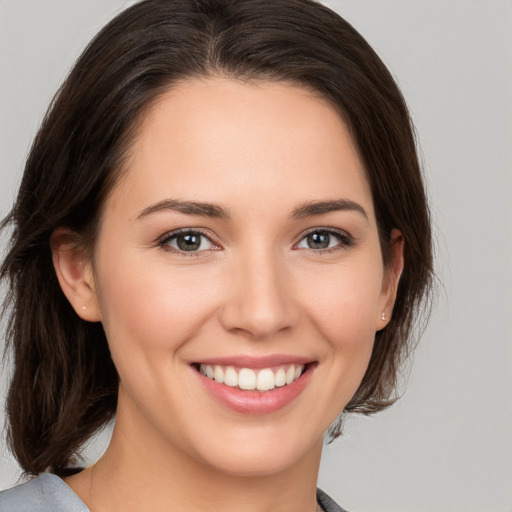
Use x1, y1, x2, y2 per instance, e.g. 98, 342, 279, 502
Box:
191, 358, 317, 414
192, 362, 312, 391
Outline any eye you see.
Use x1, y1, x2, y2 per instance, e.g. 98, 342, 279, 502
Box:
296, 229, 353, 251
159, 229, 217, 253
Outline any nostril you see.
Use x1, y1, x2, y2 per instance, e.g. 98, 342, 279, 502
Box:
217, 269, 298, 339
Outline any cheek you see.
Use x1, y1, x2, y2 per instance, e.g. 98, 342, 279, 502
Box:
288, 259, 384, 424
297, 259, 384, 348
93, 249, 221, 367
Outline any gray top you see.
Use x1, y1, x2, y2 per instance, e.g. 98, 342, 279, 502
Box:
0, 474, 88, 512
0, 473, 348, 511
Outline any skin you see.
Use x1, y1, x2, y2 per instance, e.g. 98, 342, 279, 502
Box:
52, 77, 403, 512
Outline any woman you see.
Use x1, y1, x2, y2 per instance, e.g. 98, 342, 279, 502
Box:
0, 0, 433, 510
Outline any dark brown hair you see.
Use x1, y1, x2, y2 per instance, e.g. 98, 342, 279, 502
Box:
1, 0, 433, 475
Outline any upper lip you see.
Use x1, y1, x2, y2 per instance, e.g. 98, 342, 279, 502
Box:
191, 354, 315, 368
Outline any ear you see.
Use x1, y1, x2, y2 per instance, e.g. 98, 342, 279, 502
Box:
51, 227, 101, 322
376, 229, 404, 331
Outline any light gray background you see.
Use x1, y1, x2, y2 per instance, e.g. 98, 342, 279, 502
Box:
1, 1, 511, 511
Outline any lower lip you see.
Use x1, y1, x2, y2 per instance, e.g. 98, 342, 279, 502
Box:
194, 365, 315, 414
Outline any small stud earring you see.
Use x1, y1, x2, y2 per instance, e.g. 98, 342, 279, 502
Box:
81, 306, 87, 310
381, 311, 387, 321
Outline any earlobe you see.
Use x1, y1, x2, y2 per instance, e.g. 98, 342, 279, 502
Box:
50, 227, 101, 322
377, 229, 404, 330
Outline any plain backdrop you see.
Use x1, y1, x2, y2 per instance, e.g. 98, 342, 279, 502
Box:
1, 1, 511, 511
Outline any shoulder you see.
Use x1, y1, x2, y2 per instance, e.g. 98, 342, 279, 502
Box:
1, 476, 344, 512
0, 473, 89, 512
317, 488, 350, 512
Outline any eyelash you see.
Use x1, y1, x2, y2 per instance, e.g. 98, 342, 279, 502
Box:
158, 228, 219, 257
157, 227, 355, 256
294, 227, 355, 254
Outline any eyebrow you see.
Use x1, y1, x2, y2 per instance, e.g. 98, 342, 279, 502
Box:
137, 199, 231, 220
291, 199, 368, 220
137, 198, 368, 222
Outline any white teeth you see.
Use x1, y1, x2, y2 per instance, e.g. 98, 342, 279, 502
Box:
238, 368, 256, 390
256, 368, 275, 391
285, 365, 295, 385
198, 363, 306, 391
214, 366, 224, 383
224, 366, 238, 387
275, 368, 286, 387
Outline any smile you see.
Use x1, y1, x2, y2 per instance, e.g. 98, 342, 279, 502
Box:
198, 364, 305, 391
192, 358, 316, 414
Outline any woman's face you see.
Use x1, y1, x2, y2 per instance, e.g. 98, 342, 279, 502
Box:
85, 78, 399, 476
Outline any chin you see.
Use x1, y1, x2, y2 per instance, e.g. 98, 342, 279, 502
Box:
188, 424, 323, 478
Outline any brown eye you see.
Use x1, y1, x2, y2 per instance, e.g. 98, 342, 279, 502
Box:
306, 232, 331, 249
161, 230, 215, 253
177, 233, 202, 251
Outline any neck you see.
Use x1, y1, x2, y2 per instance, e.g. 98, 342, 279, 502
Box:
66, 396, 324, 512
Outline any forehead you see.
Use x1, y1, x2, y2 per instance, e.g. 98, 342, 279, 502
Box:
111, 77, 374, 221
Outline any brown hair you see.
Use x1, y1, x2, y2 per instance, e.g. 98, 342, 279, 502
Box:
0, 0, 433, 475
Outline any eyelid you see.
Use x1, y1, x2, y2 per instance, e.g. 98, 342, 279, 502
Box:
293, 226, 355, 251
157, 228, 221, 255
156, 226, 354, 256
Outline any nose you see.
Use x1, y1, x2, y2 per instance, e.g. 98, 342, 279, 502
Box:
219, 248, 298, 340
